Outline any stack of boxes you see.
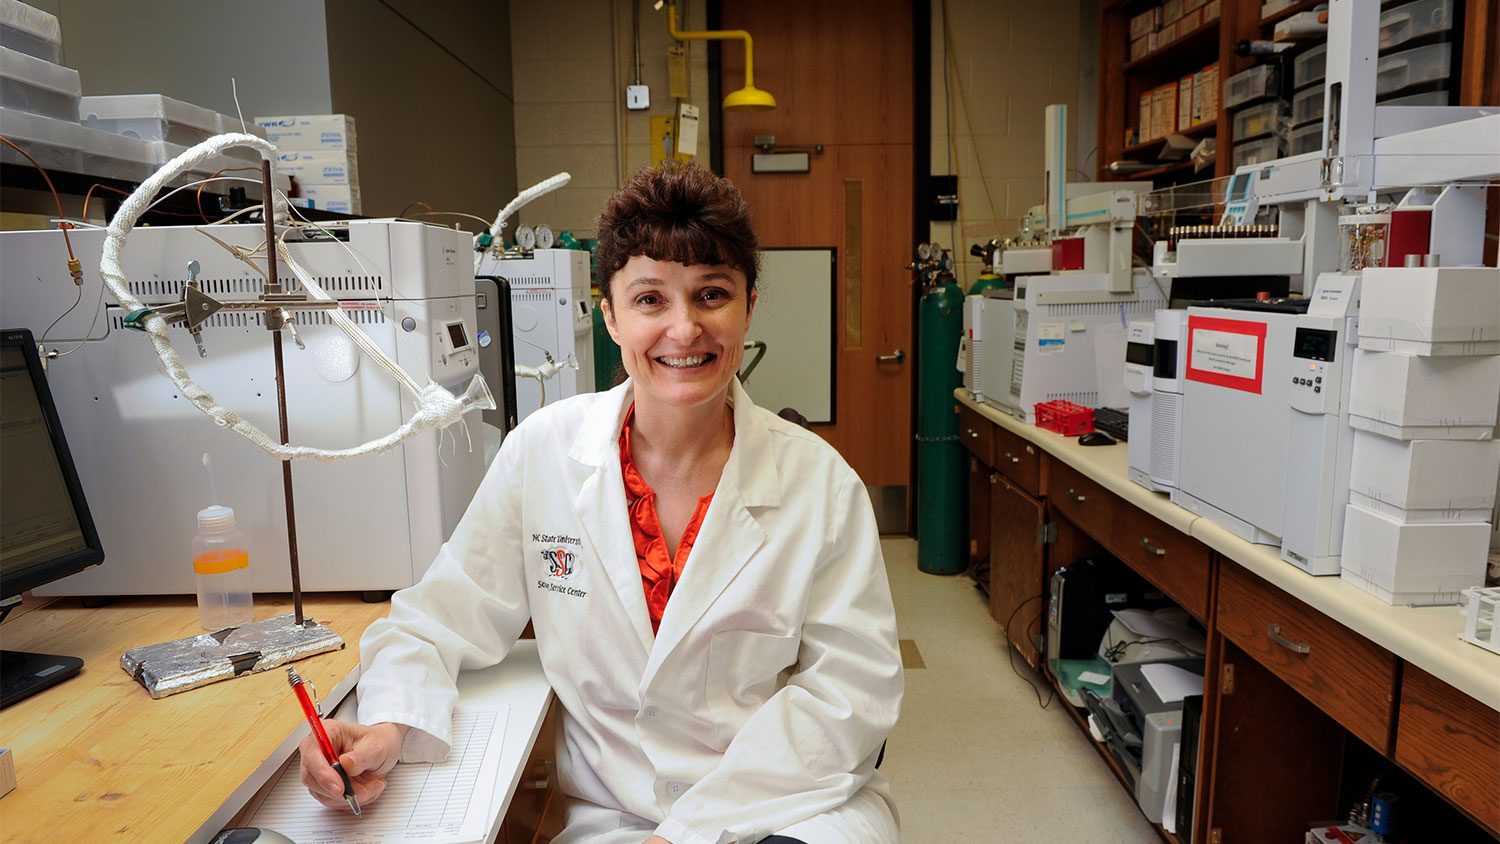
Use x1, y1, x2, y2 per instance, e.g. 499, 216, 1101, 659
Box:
254, 114, 360, 215
1127, 0, 1222, 63
1137, 64, 1217, 145
1339, 267, 1500, 605
0, 0, 155, 182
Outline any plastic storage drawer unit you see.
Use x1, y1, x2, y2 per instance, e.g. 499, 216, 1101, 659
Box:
1381, 89, 1449, 106
0, 105, 82, 172
1223, 64, 1279, 110
1288, 123, 1321, 156
1379, 0, 1454, 51
1232, 136, 1284, 169
1232, 100, 1287, 141
1291, 86, 1323, 127
0, 0, 62, 63
1294, 43, 1326, 89
82, 94, 221, 146
0, 45, 78, 120
1376, 42, 1451, 97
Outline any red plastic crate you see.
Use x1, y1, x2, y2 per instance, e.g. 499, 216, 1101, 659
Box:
1034, 400, 1095, 436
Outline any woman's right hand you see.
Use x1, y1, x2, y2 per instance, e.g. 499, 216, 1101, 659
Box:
298, 721, 409, 811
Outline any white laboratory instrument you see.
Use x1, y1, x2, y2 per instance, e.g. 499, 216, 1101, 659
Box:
1148, 309, 1189, 494
0, 220, 486, 596
476, 248, 596, 422
1124, 319, 1155, 490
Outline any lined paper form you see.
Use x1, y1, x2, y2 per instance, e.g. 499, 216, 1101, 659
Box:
249, 706, 510, 844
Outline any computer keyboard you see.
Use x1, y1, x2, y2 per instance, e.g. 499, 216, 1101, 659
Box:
1, 650, 83, 709
1093, 407, 1129, 442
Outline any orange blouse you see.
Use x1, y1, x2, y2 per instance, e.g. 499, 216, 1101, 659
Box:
619, 406, 714, 634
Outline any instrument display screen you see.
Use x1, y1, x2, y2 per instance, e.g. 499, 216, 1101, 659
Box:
1293, 327, 1336, 362
1126, 341, 1154, 367
446, 321, 470, 351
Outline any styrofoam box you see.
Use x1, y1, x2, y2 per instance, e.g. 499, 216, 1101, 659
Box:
0, 0, 62, 63
1379, 0, 1454, 52
1348, 430, 1500, 520
275, 150, 358, 184
1348, 349, 1500, 440
81, 94, 219, 146
0, 104, 80, 171
298, 182, 361, 214
1359, 267, 1500, 356
253, 114, 357, 152
76, 121, 156, 182
0, 44, 78, 121
1340, 501, 1490, 605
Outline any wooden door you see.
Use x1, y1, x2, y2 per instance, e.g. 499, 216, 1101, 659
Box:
720, 0, 915, 526
988, 473, 1045, 668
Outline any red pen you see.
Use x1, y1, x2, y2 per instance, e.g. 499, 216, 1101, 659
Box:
287, 666, 362, 816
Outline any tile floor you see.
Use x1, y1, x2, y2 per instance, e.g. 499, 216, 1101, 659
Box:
879, 538, 1161, 843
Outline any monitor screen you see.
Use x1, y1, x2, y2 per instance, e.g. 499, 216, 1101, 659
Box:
1226, 173, 1250, 202
0, 329, 103, 599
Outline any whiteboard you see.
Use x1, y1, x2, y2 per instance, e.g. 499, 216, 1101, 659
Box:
743, 248, 836, 423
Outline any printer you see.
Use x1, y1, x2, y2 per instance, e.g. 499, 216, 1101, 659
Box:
1083, 658, 1204, 825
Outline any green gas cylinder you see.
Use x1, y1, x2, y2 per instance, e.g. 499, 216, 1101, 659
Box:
916, 275, 967, 575
969, 272, 1011, 296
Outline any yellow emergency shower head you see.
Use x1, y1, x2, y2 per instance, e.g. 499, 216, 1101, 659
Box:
665, 3, 777, 112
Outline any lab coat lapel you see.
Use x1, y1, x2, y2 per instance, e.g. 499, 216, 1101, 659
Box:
569, 380, 655, 657
644, 380, 780, 681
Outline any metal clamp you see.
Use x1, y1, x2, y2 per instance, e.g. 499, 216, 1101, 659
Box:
1139, 537, 1166, 557
1267, 623, 1310, 654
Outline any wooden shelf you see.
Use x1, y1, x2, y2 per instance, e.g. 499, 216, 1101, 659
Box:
1259, 0, 1322, 28
1122, 19, 1221, 73
1123, 120, 1218, 156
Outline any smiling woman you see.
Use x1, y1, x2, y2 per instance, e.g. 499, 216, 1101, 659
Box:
306, 161, 903, 844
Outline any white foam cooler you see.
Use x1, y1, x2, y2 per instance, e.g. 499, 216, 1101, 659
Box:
1358, 266, 1500, 356
1348, 349, 1500, 440
1340, 502, 1491, 605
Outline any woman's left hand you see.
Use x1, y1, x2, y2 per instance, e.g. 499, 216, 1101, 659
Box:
644, 837, 673, 844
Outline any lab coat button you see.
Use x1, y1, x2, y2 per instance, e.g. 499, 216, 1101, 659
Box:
643, 705, 660, 718
667, 781, 686, 797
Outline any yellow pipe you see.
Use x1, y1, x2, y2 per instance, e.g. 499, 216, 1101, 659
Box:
667, 4, 757, 87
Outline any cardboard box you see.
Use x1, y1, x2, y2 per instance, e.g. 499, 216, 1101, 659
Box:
1348, 349, 1500, 440
1340, 502, 1490, 605
1131, 35, 1152, 62
1149, 86, 1167, 140
1179, 7, 1202, 33
1178, 76, 1195, 133
275, 150, 358, 184
1140, 93, 1153, 140
1349, 431, 1500, 522
1159, 19, 1178, 42
1203, 0, 1221, 21
1184, 0, 1208, 10
1358, 267, 1500, 356
1163, 0, 1184, 24
297, 182, 362, 214
1129, 6, 1162, 40
253, 114, 357, 152
1161, 83, 1179, 136
1191, 70, 1208, 125
1200, 64, 1220, 118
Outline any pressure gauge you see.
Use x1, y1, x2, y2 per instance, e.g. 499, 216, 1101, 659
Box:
536, 225, 555, 250
516, 225, 536, 251
917, 243, 933, 261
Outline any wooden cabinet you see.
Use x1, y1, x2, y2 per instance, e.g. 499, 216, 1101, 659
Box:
496, 703, 559, 843
967, 455, 992, 576
992, 423, 1042, 496
1216, 561, 1397, 753
1046, 458, 1115, 544
1110, 502, 1211, 621
1395, 666, 1500, 834
989, 472, 1046, 668
958, 404, 994, 466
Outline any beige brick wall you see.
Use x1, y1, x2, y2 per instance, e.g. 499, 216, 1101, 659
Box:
931, 0, 1095, 285
510, 0, 711, 240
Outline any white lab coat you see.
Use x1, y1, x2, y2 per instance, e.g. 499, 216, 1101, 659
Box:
356, 378, 904, 844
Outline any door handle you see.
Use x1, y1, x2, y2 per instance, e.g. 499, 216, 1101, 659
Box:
876, 349, 906, 363
1267, 623, 1311, 654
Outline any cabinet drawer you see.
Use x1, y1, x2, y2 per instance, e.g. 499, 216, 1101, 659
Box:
958, 404, 993, 466
1046, 457, 1114, 542
1395, 666, 1500, 833
993, 423, 1041, 496
1217, 562, 1397, 752
1110, 503, 1211, 621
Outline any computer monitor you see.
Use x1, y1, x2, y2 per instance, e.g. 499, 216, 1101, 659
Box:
0, 327, 105, 707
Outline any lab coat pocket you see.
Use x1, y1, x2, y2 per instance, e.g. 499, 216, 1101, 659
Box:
705, 630, 800, 749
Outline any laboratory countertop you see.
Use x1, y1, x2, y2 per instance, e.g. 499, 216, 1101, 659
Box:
956, 389, 1500, 711
0, 593, 390, 844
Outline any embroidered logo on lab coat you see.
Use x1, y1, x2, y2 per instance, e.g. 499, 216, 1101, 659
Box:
541, 547, 576, 580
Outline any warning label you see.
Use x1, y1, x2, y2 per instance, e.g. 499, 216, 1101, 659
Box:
1186, 316, 1266, 394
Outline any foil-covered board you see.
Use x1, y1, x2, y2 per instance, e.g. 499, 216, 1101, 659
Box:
121, 614, 344, 699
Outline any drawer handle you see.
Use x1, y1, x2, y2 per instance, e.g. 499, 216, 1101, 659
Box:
969, 429, 979, 439
1066, 488, 1086, 503
1267, 624, 1311, 655
1004, 452, 1020, 464
989, 474, 998, 485
1139, 537, 1166, 557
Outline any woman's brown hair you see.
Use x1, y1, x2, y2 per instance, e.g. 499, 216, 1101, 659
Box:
594, 161, 759, 300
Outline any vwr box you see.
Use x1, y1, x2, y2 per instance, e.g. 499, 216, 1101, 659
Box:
254, 113, 357, 151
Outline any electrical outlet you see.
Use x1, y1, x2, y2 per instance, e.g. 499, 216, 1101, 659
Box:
626, 84, 650, 110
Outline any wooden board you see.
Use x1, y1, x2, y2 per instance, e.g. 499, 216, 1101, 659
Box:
1, 594, 390, 843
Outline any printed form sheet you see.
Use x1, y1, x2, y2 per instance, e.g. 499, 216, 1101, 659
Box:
250, 705, 510, 844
